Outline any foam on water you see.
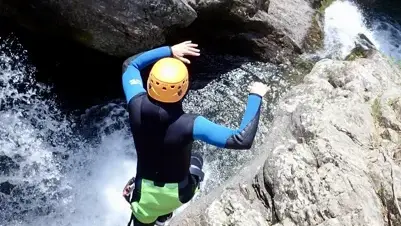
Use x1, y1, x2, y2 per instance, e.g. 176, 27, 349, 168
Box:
0, 36, 68, 225
0, 35, 282, 225
0, 36, 137, 226
323, 0, 375, 59
3, 1, 401, 223
323, 0, 401, 61
370, 15, 401, 60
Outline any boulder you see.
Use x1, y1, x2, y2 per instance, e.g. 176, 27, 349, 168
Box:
0, 0, 320, 63
179, 0, 318, 63
169, 50, 401, 226
0, 0, 197, 57
344, 33, 376, 61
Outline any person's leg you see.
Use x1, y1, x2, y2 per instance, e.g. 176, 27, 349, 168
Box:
126, 178, 155, 226
132, 215, 155, 226
155, 212, 173, 226
189, 152, 204, 186
155, 153, 205, 225
177, 152, 205, 204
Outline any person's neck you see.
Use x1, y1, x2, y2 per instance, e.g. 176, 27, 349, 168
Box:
149, 95, 183, 110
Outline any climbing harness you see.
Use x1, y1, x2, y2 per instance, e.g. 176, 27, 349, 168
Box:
123, 176, 136, 226
123, 176, 136, 203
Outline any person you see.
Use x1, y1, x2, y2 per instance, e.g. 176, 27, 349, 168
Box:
121, 41, 269, 226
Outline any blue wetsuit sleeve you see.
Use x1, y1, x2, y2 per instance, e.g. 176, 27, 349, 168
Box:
193, 94, 262, 150
122, 46, 172, 103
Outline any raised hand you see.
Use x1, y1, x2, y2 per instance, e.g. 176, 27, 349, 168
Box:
171, 41, 200, 64
249, 82, 269, 97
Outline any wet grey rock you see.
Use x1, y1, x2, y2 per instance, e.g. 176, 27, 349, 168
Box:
0, 0, 197, 57
0, 154, 20, 176
181, 0, 316, 63
0, 181, 16, 195
169, 50, 401, 226
0, 0, 318, 63
345, 33, 377, 61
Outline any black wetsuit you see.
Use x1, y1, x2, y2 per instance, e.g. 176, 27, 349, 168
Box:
122, 46, 263, 225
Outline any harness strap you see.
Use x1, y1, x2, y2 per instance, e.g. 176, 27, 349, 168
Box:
124, 177, 136, 226
127, 214, 134, 226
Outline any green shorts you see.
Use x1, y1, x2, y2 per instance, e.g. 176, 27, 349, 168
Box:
130, 178, 200, 224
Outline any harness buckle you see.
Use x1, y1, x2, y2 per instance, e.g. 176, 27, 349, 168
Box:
123, 176, 136, 203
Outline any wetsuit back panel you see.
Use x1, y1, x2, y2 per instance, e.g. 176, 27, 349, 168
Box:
128, 93, 195, 183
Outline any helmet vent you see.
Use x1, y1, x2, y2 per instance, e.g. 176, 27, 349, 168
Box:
178, 86, 181, 89
156, 82, 160, 85
178, 90, 182, 96
162, 87, 167, 90
171, 85, 175, 88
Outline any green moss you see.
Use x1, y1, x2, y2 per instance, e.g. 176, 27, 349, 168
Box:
319, 0, 336, 14
303, 14, 324, 52
372, 98, 383, 126
345, 46, 367, 61
304, 0, 337, 53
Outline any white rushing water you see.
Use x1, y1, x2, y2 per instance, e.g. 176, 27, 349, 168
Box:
0, 36, 277, 225
323, 0, 401, 61
1, 1, 401, 225
370, 15, 401, 60
0, 36, 136, 225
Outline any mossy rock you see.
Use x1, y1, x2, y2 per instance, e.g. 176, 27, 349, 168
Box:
345, 33, 376, 61
345, 46, 367, 61
303, 13, 324, 53
319, 0, 336, 14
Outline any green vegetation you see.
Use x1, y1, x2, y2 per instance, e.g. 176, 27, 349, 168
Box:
372, 98, 383, 126
319, 0, 336, 14
345, 46, 367, 61
388, 98, 398, 109
303, 14, 324, 52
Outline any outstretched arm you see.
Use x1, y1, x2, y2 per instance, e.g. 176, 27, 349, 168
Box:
192, 94, 263, 150
122, 46, 172, 103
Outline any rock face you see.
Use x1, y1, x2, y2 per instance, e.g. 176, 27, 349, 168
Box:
169, 50, 401, 225
0, 0, 197, 57
0, 0, 319, 62
177, 0, 318, 63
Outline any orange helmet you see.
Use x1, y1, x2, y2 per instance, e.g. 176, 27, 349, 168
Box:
147, 57, 189, 103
